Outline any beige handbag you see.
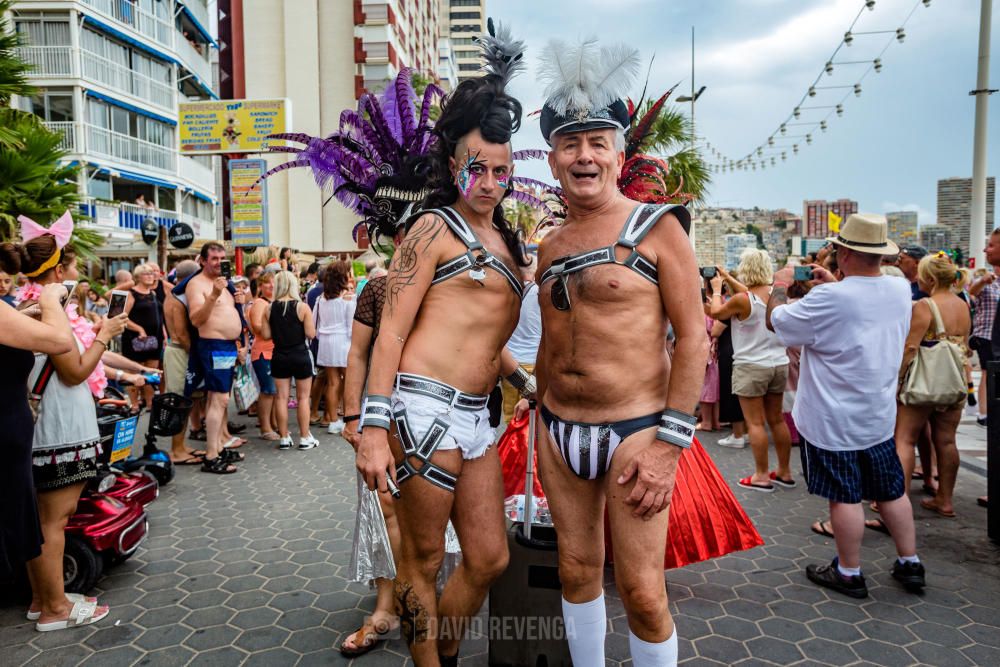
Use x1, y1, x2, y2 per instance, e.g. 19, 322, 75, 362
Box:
898, 298, 967, 407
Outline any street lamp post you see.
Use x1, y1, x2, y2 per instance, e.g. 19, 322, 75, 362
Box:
677, 26, 706, 149
970, 0, 995, 268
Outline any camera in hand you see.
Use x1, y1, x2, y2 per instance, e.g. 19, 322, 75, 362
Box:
700, 266, 717, 279
220, 259, 232, 279
794, 265, 813, 282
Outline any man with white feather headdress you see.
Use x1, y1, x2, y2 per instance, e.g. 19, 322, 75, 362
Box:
533, 39, 708, 666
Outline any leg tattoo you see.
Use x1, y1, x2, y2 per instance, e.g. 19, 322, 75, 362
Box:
395, 579, 432, 644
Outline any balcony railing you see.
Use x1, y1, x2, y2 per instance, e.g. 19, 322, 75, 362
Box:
81, 0, 174, 50
80, 50, 174, 111
46, 121, 79, 152
80, 198, 217, 240
16, 45, 74, 77
175, 36, 212, 91
18, 46, 175, 112
86, 124, 175, 172
178, 0, 211, 37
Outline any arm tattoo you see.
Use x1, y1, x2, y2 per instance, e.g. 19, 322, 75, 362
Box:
386, 216, 445, 314
766, 286, 788, 333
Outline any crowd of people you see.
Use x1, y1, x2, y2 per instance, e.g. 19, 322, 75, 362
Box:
2, 21, 995, 667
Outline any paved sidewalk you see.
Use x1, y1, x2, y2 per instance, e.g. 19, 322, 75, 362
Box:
1, 415, 998, 666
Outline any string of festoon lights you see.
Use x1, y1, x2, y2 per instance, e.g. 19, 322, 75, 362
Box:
704, 0, 933, 174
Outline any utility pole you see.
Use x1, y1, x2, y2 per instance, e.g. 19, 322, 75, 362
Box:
677, 28, 706, 150
969, 0, 995, 268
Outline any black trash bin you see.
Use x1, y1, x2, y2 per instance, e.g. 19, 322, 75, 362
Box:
488, 403, 572, 667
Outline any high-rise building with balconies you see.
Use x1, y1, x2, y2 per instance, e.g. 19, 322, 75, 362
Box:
446, 0, 483, 82
9, 0, 221, 267
234, 0, 451, 253
936, 176, 995, 258
803, 198, 858, 238
886, 211, 919, 247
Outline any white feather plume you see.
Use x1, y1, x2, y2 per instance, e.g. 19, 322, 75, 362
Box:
539, 38, 641, 116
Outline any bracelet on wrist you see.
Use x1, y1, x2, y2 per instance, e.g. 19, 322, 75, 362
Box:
656, 408, 696, 449
505, 367, 536, 398
343, 414, 360, 423
361, 395, 392, 430
94, 339, 108, 350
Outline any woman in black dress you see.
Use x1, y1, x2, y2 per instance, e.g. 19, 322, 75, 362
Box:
0, 239, 75, 610
123, 264, 163, 408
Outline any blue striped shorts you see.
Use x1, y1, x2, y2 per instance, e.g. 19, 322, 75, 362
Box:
800, 438, 905, 504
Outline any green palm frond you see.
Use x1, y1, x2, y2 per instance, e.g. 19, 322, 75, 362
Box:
637, 101, 712, 205
0, 0, 35, 105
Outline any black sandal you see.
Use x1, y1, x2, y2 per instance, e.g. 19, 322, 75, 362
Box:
189, 428, 207, 441
221, 448, 245, 463
201, 456, 238, 474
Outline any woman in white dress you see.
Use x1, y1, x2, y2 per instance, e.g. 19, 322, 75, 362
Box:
314, 261, 356, 433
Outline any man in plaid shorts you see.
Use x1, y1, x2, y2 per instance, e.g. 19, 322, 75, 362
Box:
766, 214, 925, 599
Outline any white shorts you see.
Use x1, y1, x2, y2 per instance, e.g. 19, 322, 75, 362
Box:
391, 387, 494, 461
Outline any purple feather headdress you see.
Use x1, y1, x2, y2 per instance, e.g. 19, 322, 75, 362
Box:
256, 68, 444, 243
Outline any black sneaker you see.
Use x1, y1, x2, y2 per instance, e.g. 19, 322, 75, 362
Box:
806, 558, 868, 599
891, 559, 926, 592
977, 416, 988, 428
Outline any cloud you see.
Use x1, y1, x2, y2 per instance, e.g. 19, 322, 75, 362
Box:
882, 201, 935, 226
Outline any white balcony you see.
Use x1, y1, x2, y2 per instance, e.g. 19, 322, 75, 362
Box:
17, 46, 74, 78
86, 124, 175, 172
45, 121, 80, 152
175, 36, 212, 92
46, 121, 175, 173
81, 0, 174, 50
179, 155, 215, 195
18, 46, 175, 113
80, 50, 175, 112
178, 0, 211, 37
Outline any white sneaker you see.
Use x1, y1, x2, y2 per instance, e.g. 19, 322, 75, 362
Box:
327, 419, 345, 435
717, 434, 746, 449
298, 434, 319, 450
278, 436, 293, 450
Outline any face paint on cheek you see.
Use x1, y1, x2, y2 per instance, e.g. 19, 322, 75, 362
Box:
457, 166, 478, 199
496, 173, 511, 190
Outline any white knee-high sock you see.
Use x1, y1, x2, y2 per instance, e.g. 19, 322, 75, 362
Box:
629, 628, 678, 667
561, 595, 606, 667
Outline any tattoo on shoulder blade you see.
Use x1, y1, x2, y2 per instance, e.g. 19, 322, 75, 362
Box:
386, 216, 445, 314
394, 579, 432, 644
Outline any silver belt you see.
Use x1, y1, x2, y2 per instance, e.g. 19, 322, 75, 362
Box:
395, 373, 488, 411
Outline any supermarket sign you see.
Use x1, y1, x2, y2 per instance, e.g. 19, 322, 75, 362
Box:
178, 99, 290, 154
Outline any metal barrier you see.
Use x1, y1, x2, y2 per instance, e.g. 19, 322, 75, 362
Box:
987, 361, 999, 542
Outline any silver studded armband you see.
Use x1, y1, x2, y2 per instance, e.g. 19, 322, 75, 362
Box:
361, 394, 393, 430
656, 408, 696, 449
506, 367, 536, 398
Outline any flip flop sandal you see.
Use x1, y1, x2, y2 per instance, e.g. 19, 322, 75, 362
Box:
810, 519, 834, 538
259, 431, 281, 441
912, 470, 924, 481
172, 455, 205, 466
201, 456, 238, 474
920, 498, 956, 518
738, 476, 775, 493
189, 428, 207, 442
223, 437, 246, 449
36, 600, 109, 632
27, 594, 96, 621
865, 518, 891, 535
769, 472, 797, 488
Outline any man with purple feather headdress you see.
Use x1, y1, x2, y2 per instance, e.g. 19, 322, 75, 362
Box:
350, 19, 535, 666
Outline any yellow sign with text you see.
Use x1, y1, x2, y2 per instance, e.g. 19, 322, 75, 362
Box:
178, 99, 290, 154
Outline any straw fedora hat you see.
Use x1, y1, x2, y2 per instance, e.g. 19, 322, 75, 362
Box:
827, 213, 899, 255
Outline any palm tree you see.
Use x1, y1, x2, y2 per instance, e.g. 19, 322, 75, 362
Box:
635, 101, 711, 206
0, 0, 35, 149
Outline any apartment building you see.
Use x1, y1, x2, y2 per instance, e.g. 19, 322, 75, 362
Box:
9, 0, 220, 262
445, 0, 483, 82
937, 177, 996, 258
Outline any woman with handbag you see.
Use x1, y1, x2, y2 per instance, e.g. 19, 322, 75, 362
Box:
122, 263, 163, 410
896, 253, 971, 518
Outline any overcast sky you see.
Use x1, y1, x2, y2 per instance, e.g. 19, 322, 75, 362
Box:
489, 0, 995, 225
